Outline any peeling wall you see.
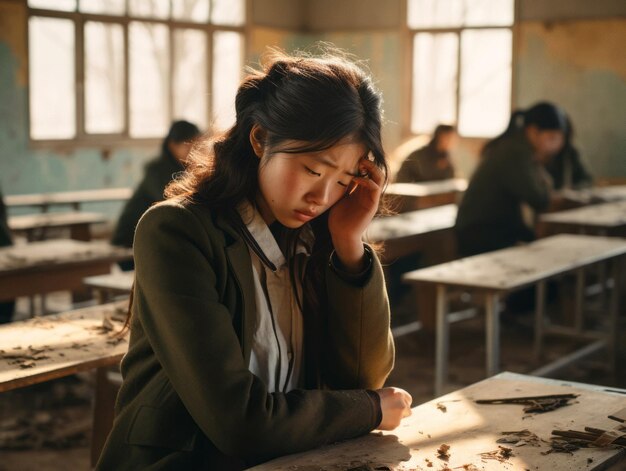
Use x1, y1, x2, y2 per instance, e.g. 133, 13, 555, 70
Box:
515, 19, 626, 178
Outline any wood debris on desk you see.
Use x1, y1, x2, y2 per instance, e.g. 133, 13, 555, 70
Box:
475, 393, 579, 414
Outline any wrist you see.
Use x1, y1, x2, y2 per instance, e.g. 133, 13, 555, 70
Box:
332, 239, 366, 273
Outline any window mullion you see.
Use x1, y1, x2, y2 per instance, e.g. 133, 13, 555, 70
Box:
455, 30, 461, 128
206, 26, 213, 128
76, 16, 85, 139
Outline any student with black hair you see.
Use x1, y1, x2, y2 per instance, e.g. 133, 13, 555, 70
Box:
455, 102, 567, 257
96, 50, 411, 470
395, 124, 457, 182
111, 120, 201, 270
545, 115, 593, 190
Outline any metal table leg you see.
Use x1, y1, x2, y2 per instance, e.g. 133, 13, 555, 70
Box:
486, 293, 500, 377
434, 284, 449, 396
534, 281, 546, 361
575, 268, 585, 331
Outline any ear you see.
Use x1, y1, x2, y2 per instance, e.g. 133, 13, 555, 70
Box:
249, 124, 266, 158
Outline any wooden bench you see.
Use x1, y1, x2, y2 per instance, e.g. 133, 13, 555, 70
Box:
5, 188, 132, 213
250, 371, 626, 471
0, 240, 132, 315
83, 271, 134, 303
384, 178, 467, 212
402, 234, 626, 395
0, 302, 129, 466
8, 211, 108, 241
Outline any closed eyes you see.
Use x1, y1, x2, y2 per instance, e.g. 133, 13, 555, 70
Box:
304, 166, 351, 187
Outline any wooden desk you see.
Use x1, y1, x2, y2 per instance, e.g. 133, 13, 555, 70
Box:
403, 234, 626, 395
0, 240, 132, 303
8, 211, 108, 241
539, 201, 626, 237
385, 179, 467, 212
0, 302, 129, 466
558, 185, 626, 207
366, 204, 457, 264
83, 271, 134, 303
250, 372, 626, 471
5, 187, 132, 212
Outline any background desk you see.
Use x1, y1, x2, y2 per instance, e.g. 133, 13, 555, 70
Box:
403, 234, 626, 395
0, 240, 132, 305
0, 302, 129, 465
384, 179, 467, 212
250, 372, 626, 471
5, 188, 132, 213
8, 211, 108, 241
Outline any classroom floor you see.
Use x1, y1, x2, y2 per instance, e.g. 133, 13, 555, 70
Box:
1, 288, 624, 470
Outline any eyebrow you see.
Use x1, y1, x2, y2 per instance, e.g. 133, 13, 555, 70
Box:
312, 154, 366, 178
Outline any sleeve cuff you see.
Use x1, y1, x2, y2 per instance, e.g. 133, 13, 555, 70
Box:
365, 389, 383, 429
328, 245, 373, 286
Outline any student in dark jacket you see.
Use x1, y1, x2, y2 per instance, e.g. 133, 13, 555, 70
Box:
455, 102, 567, 257
96, 50, 411, 470
0, 186, 15, 323
111, 120, 200, 269
545, 116, 592, 190
395, 124, 457, 182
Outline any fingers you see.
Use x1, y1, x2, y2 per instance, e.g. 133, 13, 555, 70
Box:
358, 157, 384, 187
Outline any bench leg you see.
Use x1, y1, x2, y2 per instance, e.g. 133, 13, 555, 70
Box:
486, 293, 500, 377
574, 268, 585, 331
534, 281, 547, 361
90, 367, 118, 467
434, 284, 449, 397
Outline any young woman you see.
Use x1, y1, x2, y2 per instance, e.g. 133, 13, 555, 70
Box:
96, 50, 412, 470
455, 102, 567, 257
395, 124, 457, 183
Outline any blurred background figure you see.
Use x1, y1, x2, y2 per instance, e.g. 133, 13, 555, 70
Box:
395, 124, 457, 182
455, 102, 567, 258
544, 115, 593, 190
111, 120, 201, 270
0, 185, 15, 323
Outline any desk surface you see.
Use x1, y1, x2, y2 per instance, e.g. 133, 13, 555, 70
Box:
0, 240, 132, 274
5, 188, 132, 208
403, 234, 626, 291
366, 204, 457, 242
8, 211, 108, 231
83, 271, 134, 292
251, 372, 626, 471
559, 185, 626, 205
386, 179, 468, 197
541, 201, 626, 228
0, 302, 128, 392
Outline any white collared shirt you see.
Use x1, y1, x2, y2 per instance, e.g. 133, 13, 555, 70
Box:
237, 202, 313, 393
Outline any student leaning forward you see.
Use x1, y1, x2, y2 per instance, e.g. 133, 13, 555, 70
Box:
96, 48, 412, 470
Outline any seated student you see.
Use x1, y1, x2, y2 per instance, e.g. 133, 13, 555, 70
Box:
0, 186, 15, 324
111, 120, 201, 270
395, 124, 457, 182
455, 102, 567, 258
96, 50, 412, 470
544, 115, 593, 190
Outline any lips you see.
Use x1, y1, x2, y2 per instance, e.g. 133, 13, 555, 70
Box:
293, 209, 317, 222
296, 209, 317, 217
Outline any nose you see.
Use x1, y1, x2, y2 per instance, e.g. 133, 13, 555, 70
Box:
305, 179, 333, 207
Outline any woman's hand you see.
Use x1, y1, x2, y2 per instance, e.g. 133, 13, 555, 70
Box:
328, 158, 384, 272
375, 387, 413, 430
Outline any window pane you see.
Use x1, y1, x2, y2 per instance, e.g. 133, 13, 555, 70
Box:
172, 0, 210, 23
459, 29, 512, 137
463, 0, 514, 26
411, 33, 458, 134
212, 31, 242, 130
128, 0, 169, 19
407, 0, 463, 28
84, 22, 124, 134
211, 0, 245, 26
28, 0, 76, 11
29, 17, 75, 139
129, 22, 170, 137
79, 0, 125, 15
173, 30, 207, 128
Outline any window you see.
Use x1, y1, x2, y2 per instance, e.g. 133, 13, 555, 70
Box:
407, 0, 514, 137
28, 0, 246, 144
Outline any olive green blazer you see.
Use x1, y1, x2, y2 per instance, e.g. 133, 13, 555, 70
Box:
96, 199, 394, 470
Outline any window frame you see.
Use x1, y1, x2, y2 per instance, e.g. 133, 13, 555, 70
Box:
27, 1, 249, 150
404, 0, 517, 139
